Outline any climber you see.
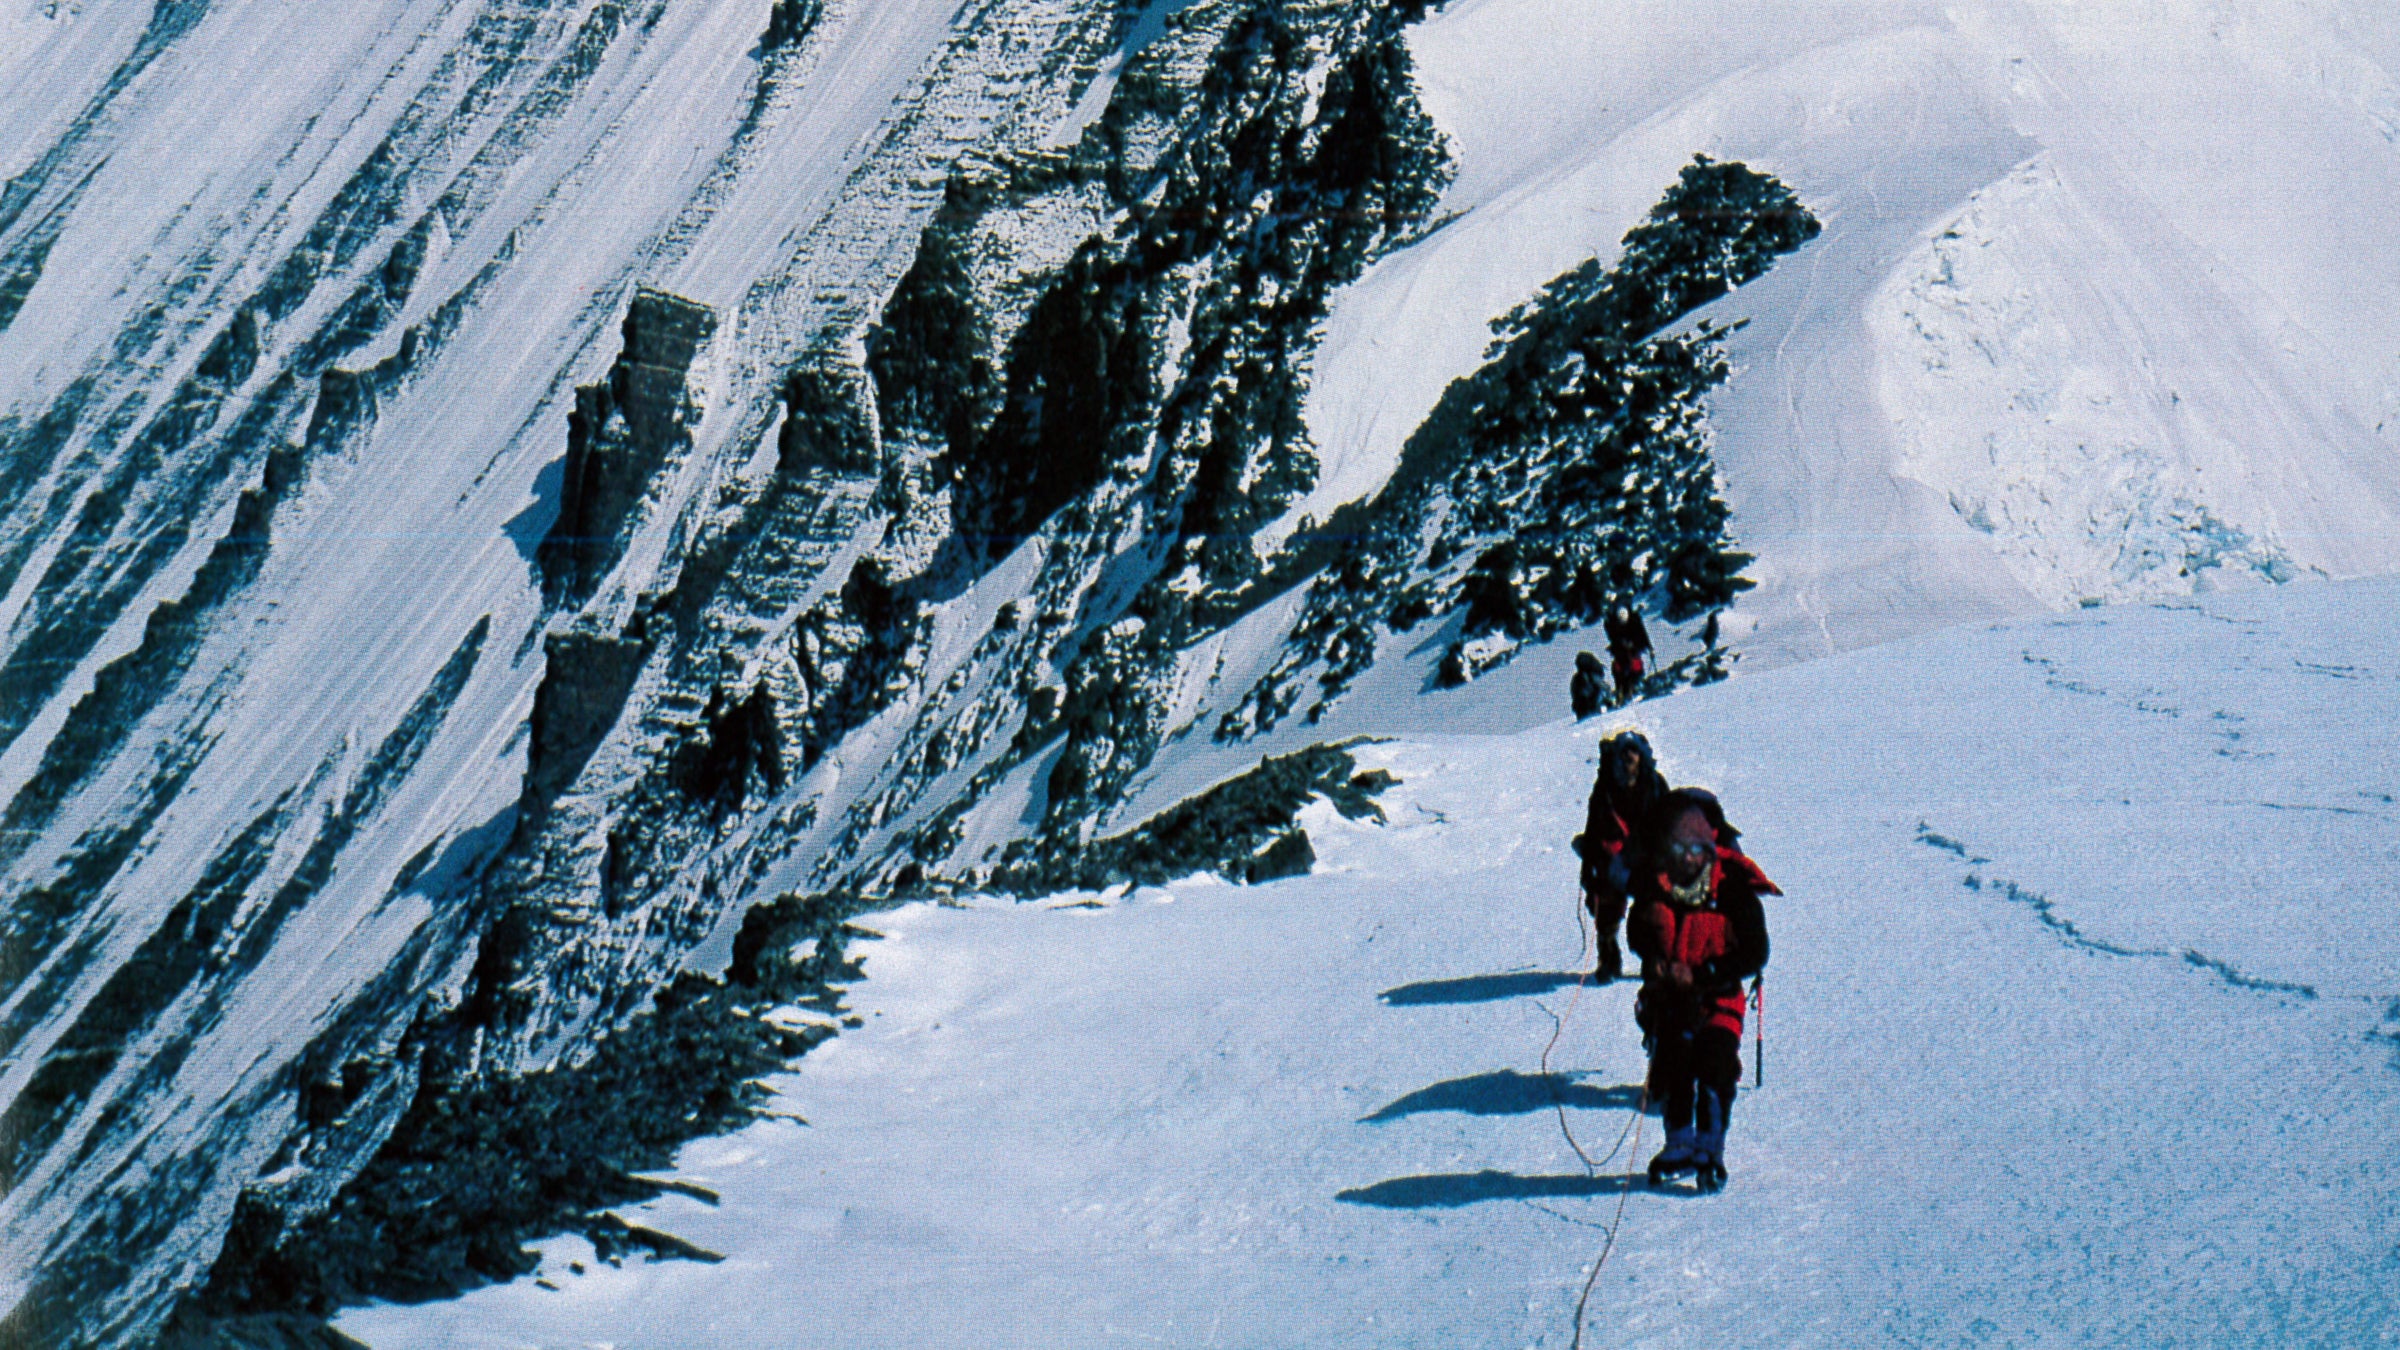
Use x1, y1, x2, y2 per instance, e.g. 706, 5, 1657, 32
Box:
1570, 651, 1607, 719
1604, 605, 1653, 703
1572, 730, 1668, 982
1629, 787, 1776, 1192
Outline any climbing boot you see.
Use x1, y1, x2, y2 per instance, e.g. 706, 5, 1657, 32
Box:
1646, 1126, 1698, 1184
1691, 1086, 1731, 1193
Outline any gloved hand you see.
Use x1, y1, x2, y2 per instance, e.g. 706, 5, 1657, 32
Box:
1635, 902, 1673, 953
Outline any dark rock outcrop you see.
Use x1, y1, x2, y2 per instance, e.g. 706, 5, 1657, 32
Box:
538, 288, 718, 608
994, 741, 1389, 895
1227, 155, 1820, 731
190, 890, 871, 1324
761, 0, 824, 52
777, 353, 881, 476
521, 629, 650, 815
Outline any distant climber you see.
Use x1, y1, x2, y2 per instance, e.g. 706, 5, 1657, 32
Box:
1570, 651, 1607, 719
1629, 787, 1776, 1193
1604, 606, 1653, 703
1573, 731, 1668, 982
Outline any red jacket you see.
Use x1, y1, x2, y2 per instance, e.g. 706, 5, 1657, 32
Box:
1628, 848, 1777, 1037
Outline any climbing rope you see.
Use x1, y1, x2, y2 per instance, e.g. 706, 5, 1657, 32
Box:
1544, 896, 1644, 1172
1548, 884, 1652, 1350
1568, 1107, 1641, 1350
1539, 897, 1601, 1169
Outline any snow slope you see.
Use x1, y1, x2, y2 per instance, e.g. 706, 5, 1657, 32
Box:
343, 575, 2400, 1349
1290, 0, 2400, 665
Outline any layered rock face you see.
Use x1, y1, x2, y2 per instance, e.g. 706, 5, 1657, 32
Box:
0, 1, 1817, 1343
0, 0, 1128, 1341
538, 289, 720, 610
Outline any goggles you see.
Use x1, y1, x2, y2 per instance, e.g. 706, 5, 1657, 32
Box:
1665, 835, 1713, 866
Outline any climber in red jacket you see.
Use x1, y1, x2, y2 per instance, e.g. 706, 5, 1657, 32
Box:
1603, 605, 1652, 703
1627, 788, 1776, 1192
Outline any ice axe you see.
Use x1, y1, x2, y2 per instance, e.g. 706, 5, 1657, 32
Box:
1751, 975, 1764, 1089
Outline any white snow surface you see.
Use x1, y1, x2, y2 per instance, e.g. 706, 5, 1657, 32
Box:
343, 575, 2400, 1349
1287, 0, 2400, 665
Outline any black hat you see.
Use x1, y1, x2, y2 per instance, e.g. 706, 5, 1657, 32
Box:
1655, 785, 1738, 845
1609, 730, 1653, 765
1575, 650, 1603, 673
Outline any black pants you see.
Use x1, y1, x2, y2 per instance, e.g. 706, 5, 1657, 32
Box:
1584, 885, 1628, 933
1647, 1021, 1742, 1133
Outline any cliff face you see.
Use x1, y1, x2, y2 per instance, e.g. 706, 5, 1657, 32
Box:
414, 4, 1474, 1160
537, 289, 720, 610
0, 1, 1818, 1343
0, 0, 1130, 1341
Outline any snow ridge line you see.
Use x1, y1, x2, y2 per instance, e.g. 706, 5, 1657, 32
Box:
1913, 824, 2323, 1002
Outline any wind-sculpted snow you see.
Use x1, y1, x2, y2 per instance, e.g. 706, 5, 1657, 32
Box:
1919, 823, 2326, 999
1867, 156, 2386, 607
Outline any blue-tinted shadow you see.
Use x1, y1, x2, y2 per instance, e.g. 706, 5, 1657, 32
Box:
503, 456, 563, 563
1336, 1170, 1654, 1209
1360, 1070, 1641, 1123
1378, 971, 1587, 1006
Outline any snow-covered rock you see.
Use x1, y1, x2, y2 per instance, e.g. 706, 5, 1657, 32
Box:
1306, 0, 2400, 665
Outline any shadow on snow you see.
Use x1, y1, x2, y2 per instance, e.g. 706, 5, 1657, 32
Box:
1359, 1069, 1642, 1123
1378, 971, 1589, 1006
1336, 1169, 1667, 1208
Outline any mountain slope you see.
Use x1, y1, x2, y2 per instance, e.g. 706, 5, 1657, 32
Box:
0, 0, 1131, 1339
6, 0, 2400, 1344
1305, 0, 2400, 666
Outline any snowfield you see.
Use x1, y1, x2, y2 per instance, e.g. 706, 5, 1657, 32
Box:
342, 575, 2400, 1349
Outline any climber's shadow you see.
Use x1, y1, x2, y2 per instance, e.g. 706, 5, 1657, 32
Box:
1336, 1169, 1671, 1208
1359, 1069, 1642, 1123
1377, 971, 1589, 1006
